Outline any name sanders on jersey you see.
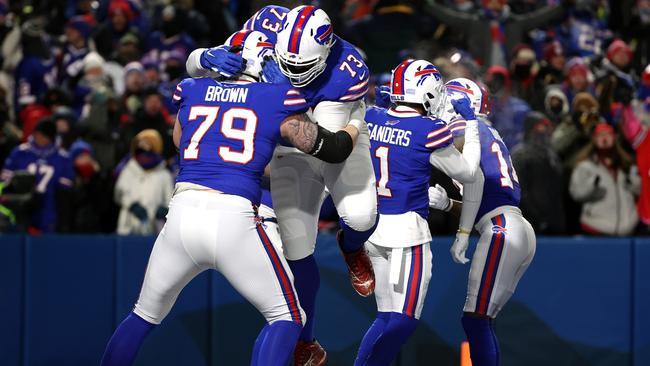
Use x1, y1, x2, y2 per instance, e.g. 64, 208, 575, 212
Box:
368, 122, 412, 147
204, 85, 249, 103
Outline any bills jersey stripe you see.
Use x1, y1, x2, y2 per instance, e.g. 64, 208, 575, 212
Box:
284, 98, 307, 106
348, 78, 369, 91
403, 245, 423, 317
230, 30, 252, 47
256, 223, 303, 324
425, 134, 453, 148
288, 6, 317, 53
286, 89, 301, 96
339, 88, 368, 101
176, 85, 183, 92
427, 127, 450, 139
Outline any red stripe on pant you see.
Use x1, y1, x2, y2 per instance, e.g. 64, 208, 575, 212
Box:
476, 215, 505, 315
404, 245, 422, 317
256, 224, 302, 324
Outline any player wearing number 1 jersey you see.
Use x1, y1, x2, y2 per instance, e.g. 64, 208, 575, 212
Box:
428, 78, 536, 366
356, 60, 484, 366
100, 30, 366, 366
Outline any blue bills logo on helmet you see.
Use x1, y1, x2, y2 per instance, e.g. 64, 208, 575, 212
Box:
314, 24, 333, 46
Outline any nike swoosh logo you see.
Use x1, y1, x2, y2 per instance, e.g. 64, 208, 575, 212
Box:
359, 71, 366, 80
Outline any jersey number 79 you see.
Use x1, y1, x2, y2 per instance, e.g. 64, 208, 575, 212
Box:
184, 106, 258, 164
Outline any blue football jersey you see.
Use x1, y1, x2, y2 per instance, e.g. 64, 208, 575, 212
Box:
173, 77, 308, 205
299, 35, 370, 106
242, 5, 289, 43
366, 106, 453, 218
476, 119, 521, 220
1, 142, 74, 232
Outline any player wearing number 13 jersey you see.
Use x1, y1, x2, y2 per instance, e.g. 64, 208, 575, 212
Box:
428, 78, 536, 366
100, 30, 366, 366
355, 60, 484, 366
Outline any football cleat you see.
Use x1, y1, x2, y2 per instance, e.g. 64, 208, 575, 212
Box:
337, 230, 375, 297
294, 339, 328, 366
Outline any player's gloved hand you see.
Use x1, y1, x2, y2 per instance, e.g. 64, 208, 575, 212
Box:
451, 96, 476, 121
428, 184, 451, 211
375, 85, 391, 108
200, 45, 246, 78
261, 56, 289, 84
129, 202, 148, 222
450, 231, 470, 264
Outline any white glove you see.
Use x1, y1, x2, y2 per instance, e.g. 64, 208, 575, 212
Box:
428, 184, 451, 211
450, 232, 470, 264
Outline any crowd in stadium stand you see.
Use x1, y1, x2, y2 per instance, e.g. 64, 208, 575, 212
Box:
0, 0, 647, 236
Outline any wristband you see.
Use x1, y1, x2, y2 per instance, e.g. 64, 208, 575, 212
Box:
457, 228, 471, 235
348, 118, 364, 133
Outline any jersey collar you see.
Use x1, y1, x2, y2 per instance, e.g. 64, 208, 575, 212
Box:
387, 105, 422, 118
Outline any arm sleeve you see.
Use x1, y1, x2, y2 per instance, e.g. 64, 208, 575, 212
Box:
426, 1, 477, 30
458, 170, 484, 232
185, 48, 221, 78
569, 161, 598, 202
310, 100, 362, 131
516, 5, 565, 31
429, 119, 481, 183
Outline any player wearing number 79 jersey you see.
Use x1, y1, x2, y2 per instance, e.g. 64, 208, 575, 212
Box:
429, 78, 536, 366
355, 60, 483, 366
100, 30, 366, 366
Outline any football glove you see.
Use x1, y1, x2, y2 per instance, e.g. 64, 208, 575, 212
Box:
428, 184, 451, 211
261, 56, 289, 84
199, 45, 246, 78
451, 96, 476, 121
451, 231, 470, 264
375, 85, 391, 108
129, 202, 148, 222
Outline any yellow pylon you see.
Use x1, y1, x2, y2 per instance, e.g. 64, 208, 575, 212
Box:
460, 341, 472, 366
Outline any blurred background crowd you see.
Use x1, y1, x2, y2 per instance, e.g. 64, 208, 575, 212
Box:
0, 0, 647, 237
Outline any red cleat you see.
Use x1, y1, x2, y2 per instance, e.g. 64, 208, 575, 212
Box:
337, 230, 375, 297
294, 340, 328, 366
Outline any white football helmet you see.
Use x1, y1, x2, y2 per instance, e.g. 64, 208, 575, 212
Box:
390, 59, 447, 118
224, 30, 274, 80
445, 78, 490, 117
275, 5, 334, 87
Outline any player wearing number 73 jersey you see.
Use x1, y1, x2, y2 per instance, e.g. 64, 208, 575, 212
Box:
355, 60, 483, 366
429, 78, 536, 366
100, 30, 366, 366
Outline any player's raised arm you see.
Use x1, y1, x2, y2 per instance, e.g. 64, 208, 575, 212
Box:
428, 97, 481, 183
280, 113, 364, 164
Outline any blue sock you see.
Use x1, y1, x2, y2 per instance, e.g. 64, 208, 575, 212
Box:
338, 216, 378, 253
251, 324, 271, 366
461, 315, 499, 366
354, 312, 390, 366
287, 255, 320, 342
361, 312, 418, 366
100, 312, 156, 366
255, 320, 302, 366
490, 319, 501, 364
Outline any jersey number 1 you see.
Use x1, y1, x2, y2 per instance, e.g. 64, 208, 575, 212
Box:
375, 146, 392, 197
184, 106, 257, 164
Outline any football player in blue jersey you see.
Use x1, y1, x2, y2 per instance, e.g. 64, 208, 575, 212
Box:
1, 118, 75, 233
185, 6, 379, 363
99, 30, 367, 366
356, 60, 484, 366
428, 78, 537, 366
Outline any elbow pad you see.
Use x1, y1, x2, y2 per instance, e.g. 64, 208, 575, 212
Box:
309, 125, 354, 163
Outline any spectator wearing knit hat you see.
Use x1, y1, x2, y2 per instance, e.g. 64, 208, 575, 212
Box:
536, 40, 567, 88
543, 85, 570, 126
56, 16, 92, 90
595, 39, 637, 122
93, 0, 142, 61
510, 43, 545, 109
562, 57, 595, 104
114, 129, 172, 235
484, 65, 531, 148
570, 122, 640, 235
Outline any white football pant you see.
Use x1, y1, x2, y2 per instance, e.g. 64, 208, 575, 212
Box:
133, 190, 304, 326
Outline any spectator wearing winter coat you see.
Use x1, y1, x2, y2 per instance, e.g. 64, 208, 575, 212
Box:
512, 111, 566, 235
510, 44, 545, 109
595, 39, 638, 122
485, 65, 531, 148
569, 123, 641, 235
562, 57, 595, 105
536, 40, 567, 88
543, 85, 570, 126
552, 92, 601, 169
114, 129, 172, 235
